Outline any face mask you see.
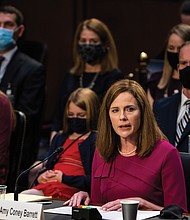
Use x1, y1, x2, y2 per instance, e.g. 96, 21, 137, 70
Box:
167, 51, 179, 70
0, 27, 15, 50
78, 44, 107, 64
68, 118, 87, 134
179, 66, 190, 89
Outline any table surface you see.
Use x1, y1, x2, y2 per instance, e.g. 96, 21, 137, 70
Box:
43, 200, 72, 220
42, 200, 190, 220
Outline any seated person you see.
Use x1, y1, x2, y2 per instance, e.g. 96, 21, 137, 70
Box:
154, 41, 190, 152
0, 91, 15, 184
21, 88, 100, 200
147, 24, 190, 107
65, 79, 187, 212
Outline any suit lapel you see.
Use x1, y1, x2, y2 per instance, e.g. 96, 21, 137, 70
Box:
0, 51, 23, 87
167, 94, 181, 145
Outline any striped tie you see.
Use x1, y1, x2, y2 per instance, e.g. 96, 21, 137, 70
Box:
175, 100, 190, 146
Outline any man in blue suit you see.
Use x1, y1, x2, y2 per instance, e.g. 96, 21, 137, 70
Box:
0, 5, 46, 175
154, 41, 190, 152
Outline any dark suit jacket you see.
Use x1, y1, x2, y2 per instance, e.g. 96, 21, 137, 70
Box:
153, 92, 190, 152
0, 50, 46, 170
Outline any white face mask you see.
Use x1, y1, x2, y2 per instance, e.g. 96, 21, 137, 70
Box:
0, 27, 16, 50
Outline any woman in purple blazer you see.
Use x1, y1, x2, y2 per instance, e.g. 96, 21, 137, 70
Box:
65, 79, 187, 212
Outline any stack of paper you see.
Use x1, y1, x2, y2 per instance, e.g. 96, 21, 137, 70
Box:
5, 193, 52, 202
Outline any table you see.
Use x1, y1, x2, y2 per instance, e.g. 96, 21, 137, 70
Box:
43, 200, 72, 220
42, 200, 190, 220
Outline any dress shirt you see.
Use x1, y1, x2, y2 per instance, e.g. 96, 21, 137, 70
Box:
0, 46, 17, 82
176, 92, 190, 124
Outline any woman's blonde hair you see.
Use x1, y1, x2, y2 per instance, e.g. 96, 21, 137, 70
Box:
62, 88, 100, 134
70, 18, 118, 75
158, 23, 190, 89
97, 79, 167, 161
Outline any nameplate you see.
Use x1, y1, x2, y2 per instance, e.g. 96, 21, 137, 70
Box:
0, 199, 44, 220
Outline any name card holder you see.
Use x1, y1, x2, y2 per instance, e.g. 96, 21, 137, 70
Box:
0, 199, 44, 220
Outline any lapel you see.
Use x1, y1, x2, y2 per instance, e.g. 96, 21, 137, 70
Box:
0, 51, 24, 87
167, 93, 181, 145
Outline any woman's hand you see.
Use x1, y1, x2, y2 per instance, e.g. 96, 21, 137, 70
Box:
101, 197, 163, 211
127, 197, 163, 211
101, 199, 122, 211
63, 191, 90, 207
37, 170, 59, 184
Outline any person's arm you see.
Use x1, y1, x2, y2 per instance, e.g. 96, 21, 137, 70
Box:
147, 88, 154, 109
101, 197, 163, 211
63, 191, 90, 206
16, 62, 45, 117
161, 147, 187, 212
0, 95, 13, 184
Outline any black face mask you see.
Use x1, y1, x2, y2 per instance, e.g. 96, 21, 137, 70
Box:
179, 66, 190, 89
167, 51, 179, 70
78, 44, 107, 64
68, 118, 87, 134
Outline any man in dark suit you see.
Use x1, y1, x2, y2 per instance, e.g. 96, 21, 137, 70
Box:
154, 41, 190, 152
0, 5, 46, 175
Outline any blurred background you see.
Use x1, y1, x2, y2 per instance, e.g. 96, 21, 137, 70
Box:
0, 0, 183, 125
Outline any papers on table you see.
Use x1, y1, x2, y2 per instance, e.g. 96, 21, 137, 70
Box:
5, 193, 52, 202
44, 205, 160, 220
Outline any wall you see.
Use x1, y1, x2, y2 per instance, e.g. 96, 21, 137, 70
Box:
0, 0, 184, 123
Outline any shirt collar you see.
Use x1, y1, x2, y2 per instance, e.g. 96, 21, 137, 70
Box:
181, 91, 189, 108
1, 46, 18, 63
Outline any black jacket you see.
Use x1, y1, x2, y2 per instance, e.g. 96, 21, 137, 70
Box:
154, 92, 190, 152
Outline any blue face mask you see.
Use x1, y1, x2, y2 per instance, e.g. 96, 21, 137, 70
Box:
0, 28, 15, 50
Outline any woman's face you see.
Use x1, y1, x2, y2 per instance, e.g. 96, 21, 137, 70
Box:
109, 92, 141, 142
167, 33, 184, 53
68, 102, 87, 119
78, 29, 101, 45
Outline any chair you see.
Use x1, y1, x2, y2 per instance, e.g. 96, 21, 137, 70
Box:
180, 152, 190, 212
6, 110, 26, 193
146, 59, 164, 79
17, 39, 48, 65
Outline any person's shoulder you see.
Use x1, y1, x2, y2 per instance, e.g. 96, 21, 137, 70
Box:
155, 140, 177, 153
147, 71, 162, 83
154, 92, 180, 109
51, 132, 68, 146
14, 51, 43, 67
0, 92, 10, 106
83, 131, 97, 144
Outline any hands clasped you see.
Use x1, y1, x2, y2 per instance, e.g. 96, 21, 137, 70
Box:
37, 170, 63, 184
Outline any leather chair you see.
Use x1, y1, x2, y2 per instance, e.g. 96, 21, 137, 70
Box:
17, 39, 48, 65
6, 110, 26, 193
180, 152, 190, 212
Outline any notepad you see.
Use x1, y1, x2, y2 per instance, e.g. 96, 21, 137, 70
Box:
5, 193, 52, 202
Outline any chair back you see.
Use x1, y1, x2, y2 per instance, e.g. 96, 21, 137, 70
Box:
180, 152, 190, 212
6, 110, 26, 192
17, 39, 48, 66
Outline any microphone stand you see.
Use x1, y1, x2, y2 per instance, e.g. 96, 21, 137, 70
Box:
14, 147, 63, 201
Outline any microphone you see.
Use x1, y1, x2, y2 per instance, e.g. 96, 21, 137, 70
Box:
14, 146, 63, 201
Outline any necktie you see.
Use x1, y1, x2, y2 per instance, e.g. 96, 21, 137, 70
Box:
175, 100, 190, 146
0, 55, 5, 70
